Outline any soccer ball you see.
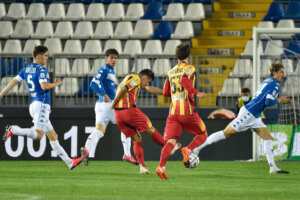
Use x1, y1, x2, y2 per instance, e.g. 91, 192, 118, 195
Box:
189, 153, 199, 169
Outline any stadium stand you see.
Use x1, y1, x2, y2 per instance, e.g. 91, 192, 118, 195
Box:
142, 2, 165, 20
263, 3, 284, 22
4, 3, 26, 20
82, 40, 102, 55
93, 21, 113, 39
152, 21, 174, 39
44, 3, 65, 21
131, 20, 153, 39
84, 3, 105, 21
124, 3, 144, 21
0, 21, 13, 39
162, 3, 184, 21
25, 3, 46, 20
284, 1, 300, 20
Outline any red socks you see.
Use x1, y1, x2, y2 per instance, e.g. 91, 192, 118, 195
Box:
159, 142, 175, 168
133, 141, 146, 167
150, 129, 166, 146
187, 134, 207, 151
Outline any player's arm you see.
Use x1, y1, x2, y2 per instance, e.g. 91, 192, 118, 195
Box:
111, 86, 127, 109
90, 69, 110, 101
40, 78, 62, 90
163, 78, 171, 97
143, 86, 163, 94
265, 83, 291, 106
0, 78, 19, 99
180, 73, 206, 99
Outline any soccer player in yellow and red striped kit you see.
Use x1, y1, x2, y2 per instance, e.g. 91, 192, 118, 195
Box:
156, 43, 208, 179
111, 69, 180, 174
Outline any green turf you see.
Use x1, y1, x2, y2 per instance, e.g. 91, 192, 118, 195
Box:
0, 161, 299, 200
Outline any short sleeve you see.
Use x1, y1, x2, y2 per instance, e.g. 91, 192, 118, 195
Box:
15, 68, 25, 82
183, 65, 196, 79
124, 75, 140, 91
38, 67, 49, 84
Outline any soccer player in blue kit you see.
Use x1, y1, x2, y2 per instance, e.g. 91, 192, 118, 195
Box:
80, 49, 136, 166
190, 63, 291, 174
0, 45, 83, 170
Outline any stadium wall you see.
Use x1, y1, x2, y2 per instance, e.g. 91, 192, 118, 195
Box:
0, 107, 253, 161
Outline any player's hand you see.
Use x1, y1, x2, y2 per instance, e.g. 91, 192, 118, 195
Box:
196, 92, 207, 99
278, 96, 292, 104
110, 103, 115, 110
103, 94, 111, 102
54, 78, 62, 86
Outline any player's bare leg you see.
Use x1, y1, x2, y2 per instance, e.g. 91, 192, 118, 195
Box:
131, 133, 150, 174
254, 127, 289, 174
47, 129, 82, 170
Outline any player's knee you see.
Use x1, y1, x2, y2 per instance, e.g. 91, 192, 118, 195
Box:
36, 131, 44, 141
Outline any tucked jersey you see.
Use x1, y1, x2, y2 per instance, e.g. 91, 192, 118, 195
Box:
16, 63, 50, 105
164, 63, 197, 115
91, 63, 118, 103
245, 77, 280, 118
115, 74, 140, 109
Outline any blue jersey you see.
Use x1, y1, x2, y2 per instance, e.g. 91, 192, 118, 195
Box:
90, 63, 117, 103
245, 77, 280, 118
16, 63, 51, 105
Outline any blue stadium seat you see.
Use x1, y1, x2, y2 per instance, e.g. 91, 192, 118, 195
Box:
263, 3, 284, 21
142, 2, 165, 20
284, 2, 300, 19
1, 58, 11, 77
74, 0, 93, 3
173, 0, 192, 3
153, 0, 172, 4
133, 0, 151, 3
35, 0, 53, 3
293, 24, 300, 39
152, 21, 174, 39
94, 0, 113, 3
194, 0, 212, 3
12, 57, 28, 75
115, 0, 132, 3
284, 41, 300, 55
77, 77, 95, 97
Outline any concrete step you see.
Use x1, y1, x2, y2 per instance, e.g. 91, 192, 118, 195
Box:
212, 11, 266, 20
203, 19, 260, 29
192, 37, 248, 47
214, 2, 271, 12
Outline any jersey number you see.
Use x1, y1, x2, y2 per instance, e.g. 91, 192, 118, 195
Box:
253, 83, 267, 99
27, 75, 35, 92
170, 75, 184, 94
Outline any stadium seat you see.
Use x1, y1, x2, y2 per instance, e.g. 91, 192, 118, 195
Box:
112, 22, 133, 39
0, 3, 6, 19
152, 21, 174, 39
263, 3, 284, 21
77, 77, 95, 97
142, 2, 165, 20
115, 59, 130, 76
152, 59, 171, 76
284, 41, 300, 56
183, 3, 205, 21
25, 3, 45, 20
3, 40, 22, 54
260, 59, 272, 77
11, 20, 33, 38
132, 59, 151, 73
17, 81, 29, 96
63, 40, 82, 54
45, 3, 65, 21
65, 3, 85, 21
53, 21, 73, 39
0, 77, 17, 95
171, 21, 194, 39
85, 3, 105, 21
282, 59, 294, 76
103, 40, 122, 53
44, 38, 62, 55
162, 3, 184, 21
264, 40, 283, 56
293, 61, 300, 76
243, 78, 253, 92
73, 21, 93, 39
124, 3, 144, 21
219, 78, 241, 96
23, 40, 41, 54
32, 21, 53, 39
0, 21, 13, 39
54, 58, 71, 77
272, 19, 295, 39
284, 2, 300, 19
123, 40, 142, 56
281, 76, 300, 96
55, 78, 79, 96
257, 21, 274, 39
104, 3, 125, 21
230, 59, 252, 78
93, 21, 113, 39
143, 40, 162, 54
131, 20, 153, 39
5, 3, 25, 20
241, 40, 263, 56
70, 59, 90, 76
90, 59, 105, 75
82, 40, 102, 55
163, 39, 181, 54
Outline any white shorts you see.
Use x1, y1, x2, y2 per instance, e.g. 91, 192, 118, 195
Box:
229, 106, 266, 132
29, 101, 53, 132
95, 102, 116, 126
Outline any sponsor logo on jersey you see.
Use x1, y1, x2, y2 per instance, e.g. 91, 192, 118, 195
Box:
40, 73, 45, 78
130, 81, 136, 87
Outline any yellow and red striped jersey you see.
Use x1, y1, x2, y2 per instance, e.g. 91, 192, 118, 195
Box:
115, 74, 140, 109
163, 62, 197, 115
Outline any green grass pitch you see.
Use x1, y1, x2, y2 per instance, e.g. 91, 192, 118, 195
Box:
0, 161, 299, 200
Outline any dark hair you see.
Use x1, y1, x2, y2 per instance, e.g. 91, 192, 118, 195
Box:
105, 48, 119, 57
139, 69, 154, 81
270, 63, 284, 77
241, 87, 250, 93
33, 45, 48, 58
176, 43, 190, 61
